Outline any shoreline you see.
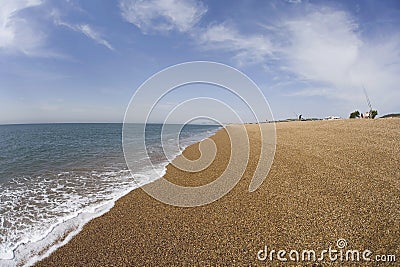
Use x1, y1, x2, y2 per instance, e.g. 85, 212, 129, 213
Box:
36, 119, 399, 266
1, 125, 221, 267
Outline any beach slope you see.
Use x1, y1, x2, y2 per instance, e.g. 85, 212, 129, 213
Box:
36, 119, 400, 266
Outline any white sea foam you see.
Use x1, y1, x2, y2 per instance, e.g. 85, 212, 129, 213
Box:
0, 166, 168, 266
0, 125, 221, 267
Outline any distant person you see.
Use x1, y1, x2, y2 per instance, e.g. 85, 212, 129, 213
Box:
361, 113, 364, 118
298, 114, 302, 121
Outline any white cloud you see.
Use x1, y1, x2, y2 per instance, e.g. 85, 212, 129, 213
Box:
196, 23, 275, 65
284, 88, 329, 97
285, 0, 302, 4
280, 9, 362, 89
52, 11, 114, 51
119, 0, 207, 33
118, 0, 276, 65
278, 7, 400, 113
0, 0, 44, 55
117, 1, 400, 113
193, 4, 399, 113
76, 24, 114, 51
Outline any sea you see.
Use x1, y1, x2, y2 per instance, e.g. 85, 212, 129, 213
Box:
0, 123, 220, 266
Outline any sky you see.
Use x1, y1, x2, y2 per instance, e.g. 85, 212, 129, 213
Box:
0, 0, 399, 124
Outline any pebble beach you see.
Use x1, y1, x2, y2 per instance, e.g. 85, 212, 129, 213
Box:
35, 119, 400, 266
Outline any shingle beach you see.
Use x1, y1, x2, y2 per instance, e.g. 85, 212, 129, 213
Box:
36, 119, 400, 266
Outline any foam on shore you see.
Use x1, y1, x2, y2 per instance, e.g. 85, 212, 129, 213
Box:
0, 125, 221, 267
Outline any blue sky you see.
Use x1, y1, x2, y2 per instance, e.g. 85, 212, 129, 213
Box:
0, 0, 399, 124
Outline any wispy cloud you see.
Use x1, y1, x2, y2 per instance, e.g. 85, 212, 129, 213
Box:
191, 2, 398, 111
118, 0, 400, 107
0, 0, 44, 55
52, 11, 114, 51
187, 3, 399, 111
196, 23, 275, 65
118, 0, 275, 65
119, 0, 207, 33
284, 88, 329, 97
279, 8, 362, 89
285, 0, 302, 4
277, 7, 400, 110
75, 24, 114, 51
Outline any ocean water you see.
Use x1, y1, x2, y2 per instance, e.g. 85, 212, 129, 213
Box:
0, 123, 220, 266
